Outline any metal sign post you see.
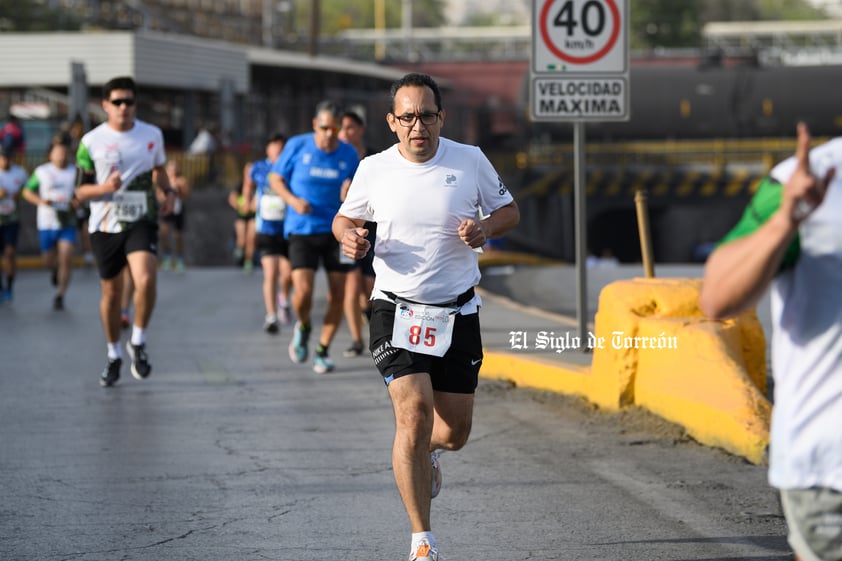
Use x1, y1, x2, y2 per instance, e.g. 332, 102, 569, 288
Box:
530, 0, 630, 347
574, 121, 588, 345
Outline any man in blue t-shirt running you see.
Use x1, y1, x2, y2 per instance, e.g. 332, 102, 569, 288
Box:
269, 101, 359, 373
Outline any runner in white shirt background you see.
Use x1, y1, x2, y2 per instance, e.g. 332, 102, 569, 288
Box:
0, 144, 28, 303
21, 137, 79, 310
75, 76, 175, 388
333, 73, 520, 561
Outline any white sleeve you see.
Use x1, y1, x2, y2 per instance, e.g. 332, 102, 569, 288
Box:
154, 128, 167, 168
338, 158, 373, 221
475, 148, 514, 216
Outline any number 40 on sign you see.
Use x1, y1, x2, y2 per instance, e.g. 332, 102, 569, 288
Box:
533, 0, 627, 74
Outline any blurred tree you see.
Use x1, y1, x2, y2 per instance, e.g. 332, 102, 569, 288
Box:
463, 12, 500, 27
630, 0, 829, 50
698, 0, 759, 22
630, 0, 702, 49
293, 0, 447, 34
755, 0, 829, 19
0, 0, 82, 31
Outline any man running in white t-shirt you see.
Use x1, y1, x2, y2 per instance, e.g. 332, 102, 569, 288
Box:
75, 76, 175, 387
333, 73, 520, 561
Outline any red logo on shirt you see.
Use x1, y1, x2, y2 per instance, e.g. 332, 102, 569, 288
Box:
148, 142, 155, 152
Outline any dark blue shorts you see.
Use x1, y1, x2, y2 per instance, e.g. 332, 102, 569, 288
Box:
0, 222, 20, 251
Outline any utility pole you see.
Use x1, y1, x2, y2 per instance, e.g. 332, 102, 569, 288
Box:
262, 0, 274, 47
309, 0, 320, 56
401, 0, 413, 60
375, 0, 386, 61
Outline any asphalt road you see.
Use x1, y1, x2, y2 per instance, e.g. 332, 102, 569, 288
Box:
1, 265, 788, 561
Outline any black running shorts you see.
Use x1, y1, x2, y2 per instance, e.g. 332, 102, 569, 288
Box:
256, 232, 289, 258
91, 220, 158, 280
354, 222, 376, 277
287, 232, 351, 272
161, 209, 185, 231
368, 298, 483, 394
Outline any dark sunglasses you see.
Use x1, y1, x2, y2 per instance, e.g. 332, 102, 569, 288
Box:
109, 98, 135, 107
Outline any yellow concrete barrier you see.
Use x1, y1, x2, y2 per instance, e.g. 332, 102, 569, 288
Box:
589, 278, 707, 410
588, 277, 769, 464
481, 275, 771, 465
634, 316, 770, 465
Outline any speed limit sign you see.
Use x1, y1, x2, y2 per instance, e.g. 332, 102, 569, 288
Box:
533, 0, 628, 74
530, 0, 629, 121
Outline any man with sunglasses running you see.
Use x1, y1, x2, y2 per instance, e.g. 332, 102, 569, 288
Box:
75, 76, 175, 387
333, 73, 519, 561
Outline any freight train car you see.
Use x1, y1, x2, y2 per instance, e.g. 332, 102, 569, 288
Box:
505, 61, 842, 262
530, 62, 842, 141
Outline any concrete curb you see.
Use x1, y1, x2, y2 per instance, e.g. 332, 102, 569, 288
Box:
477, 286, 594, 394
15, 255, 88, 270
477, 250, 564, 268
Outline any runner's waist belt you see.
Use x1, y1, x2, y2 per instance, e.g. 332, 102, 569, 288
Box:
382, 287, 475, 308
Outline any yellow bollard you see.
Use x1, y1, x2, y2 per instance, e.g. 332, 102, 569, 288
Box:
634, 189, 655, 278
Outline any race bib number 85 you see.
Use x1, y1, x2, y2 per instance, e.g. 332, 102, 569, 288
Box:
391, 300, 457, 357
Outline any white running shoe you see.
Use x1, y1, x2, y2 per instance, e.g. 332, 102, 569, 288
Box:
289, 322, 310, 363
313, 352, 335, 374
409, 538, 439, 561
263, 314, 280, 334
277, 303, 292, 325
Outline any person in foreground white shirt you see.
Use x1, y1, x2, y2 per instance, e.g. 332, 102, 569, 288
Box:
333, 72, 519, 561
